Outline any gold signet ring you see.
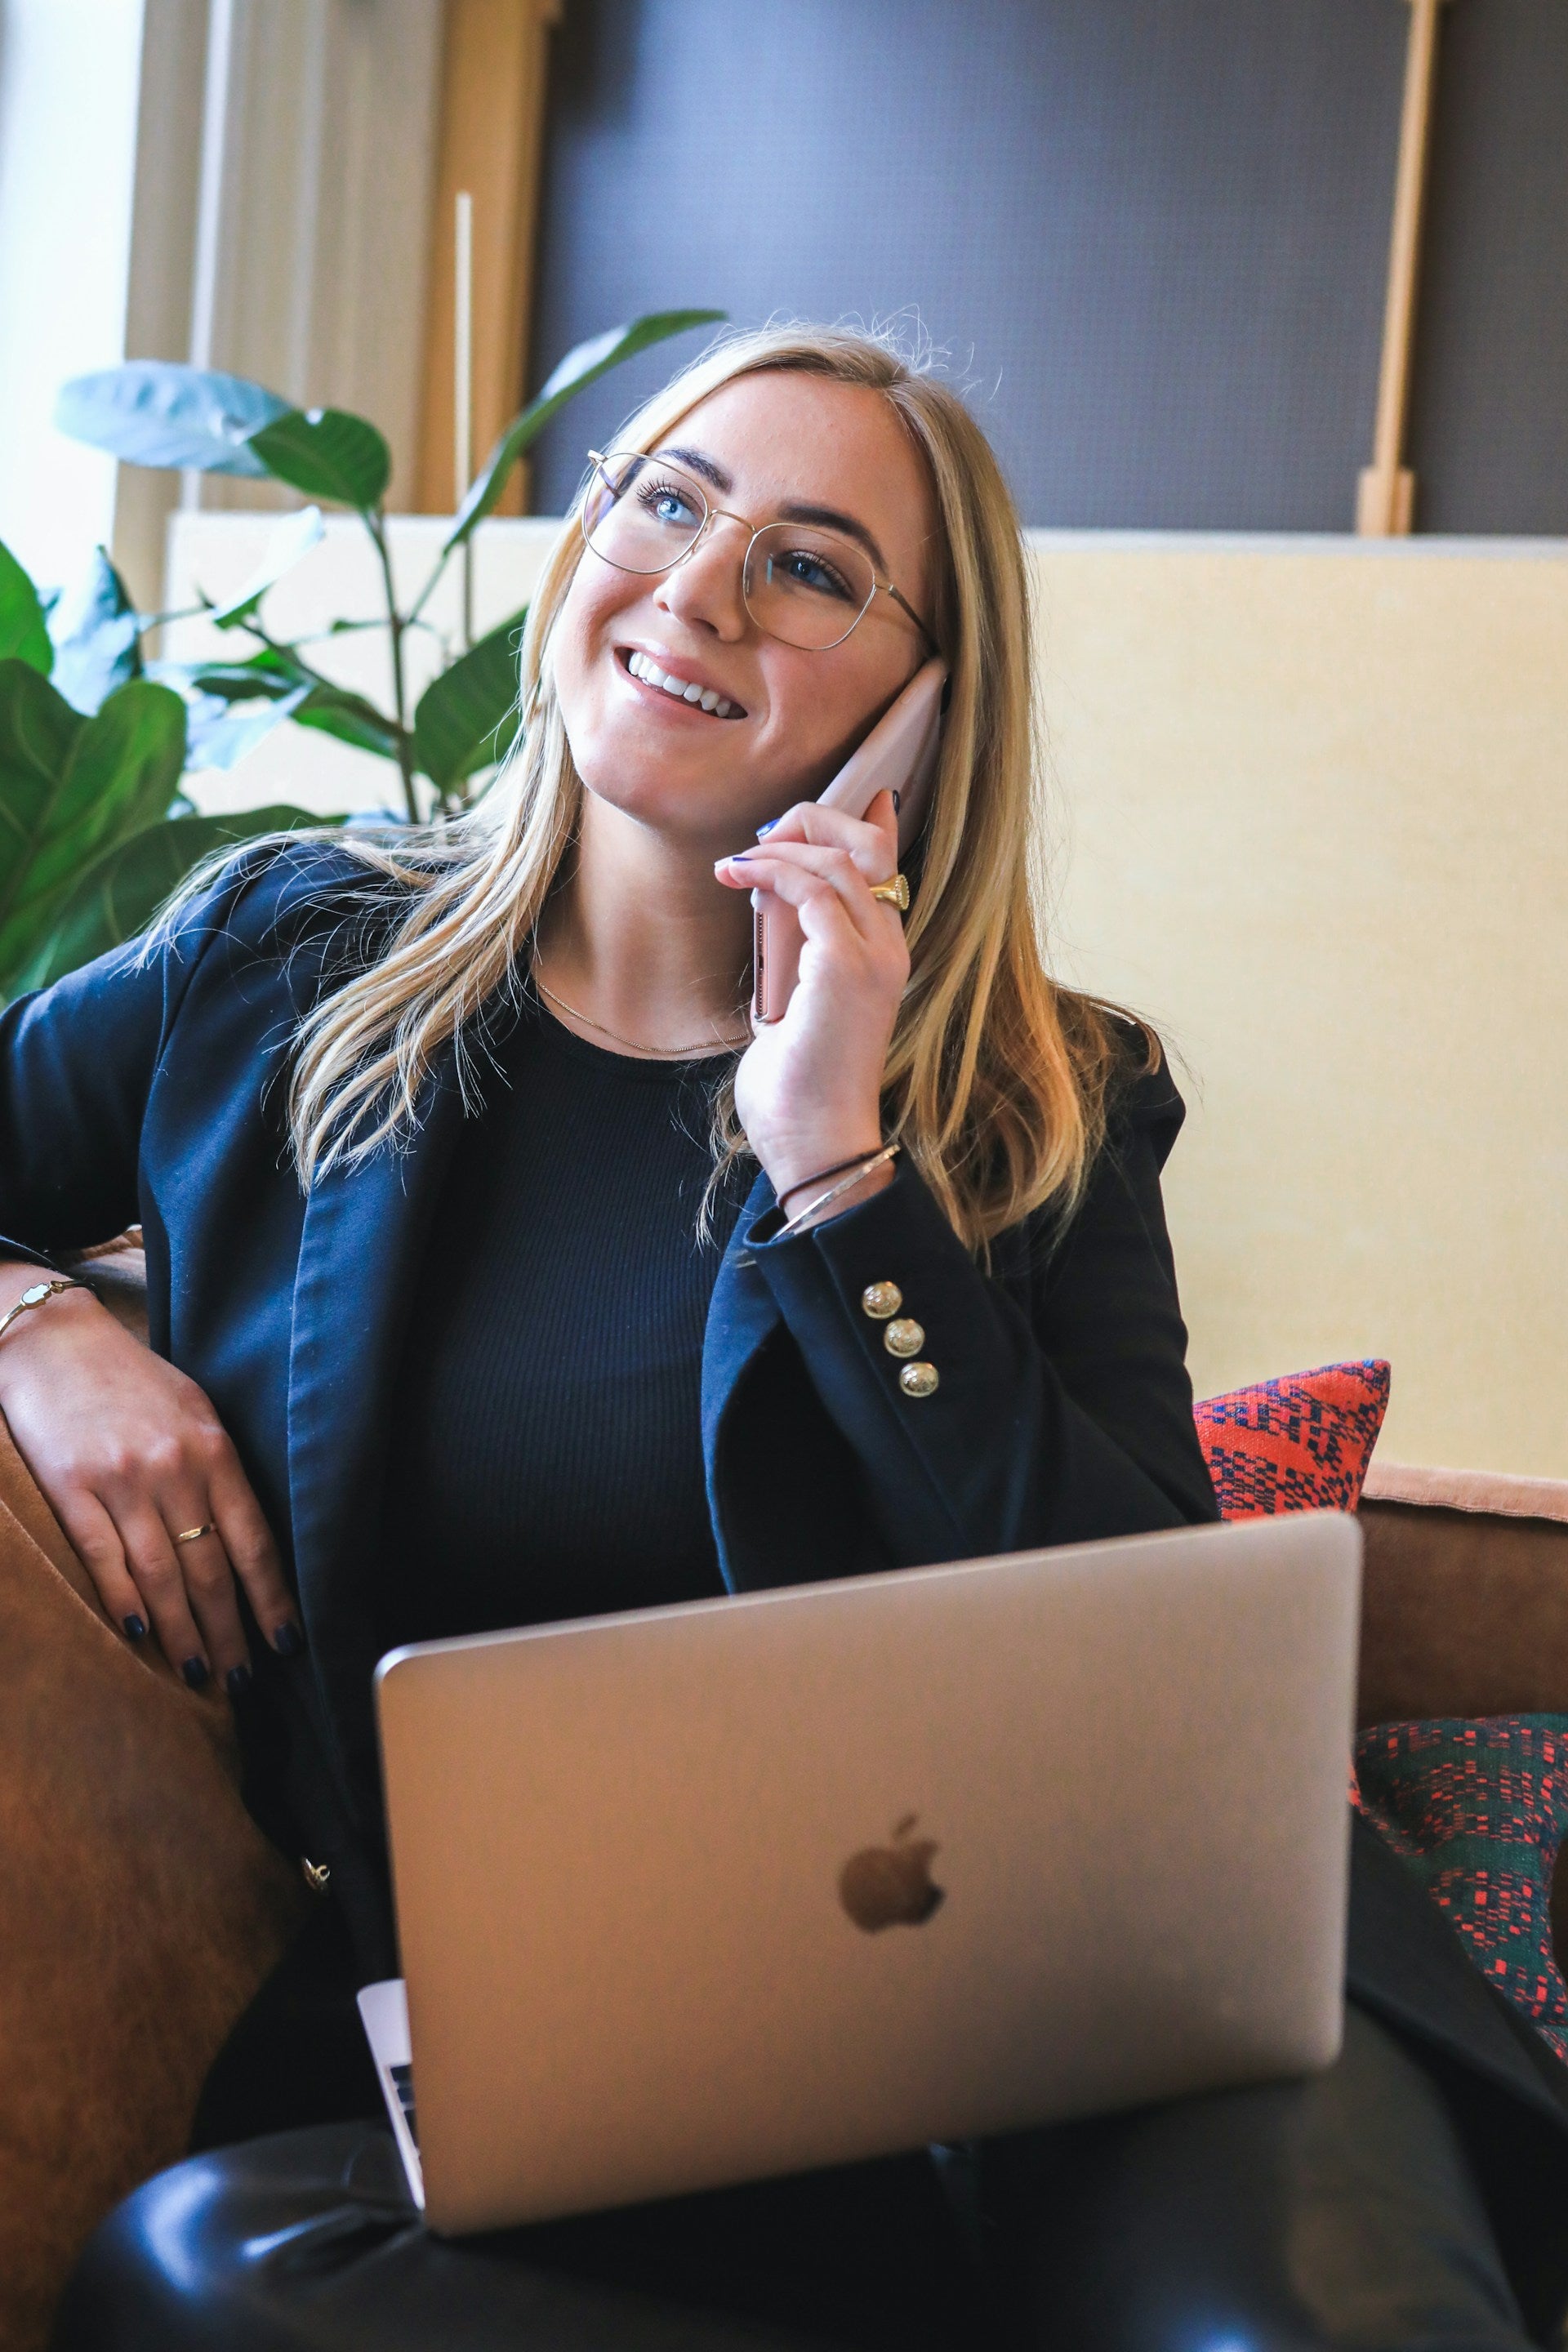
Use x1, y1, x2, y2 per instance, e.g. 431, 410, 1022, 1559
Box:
174, 1522, 216, 1545
870, 873, 910, 911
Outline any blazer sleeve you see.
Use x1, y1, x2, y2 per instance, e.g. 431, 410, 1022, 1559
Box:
742, 1053, 1218, 1567
0, 844, 350, 1269
0, 935, 172, 1268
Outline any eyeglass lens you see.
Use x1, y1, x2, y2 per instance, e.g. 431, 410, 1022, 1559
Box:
581, 452, 878, 652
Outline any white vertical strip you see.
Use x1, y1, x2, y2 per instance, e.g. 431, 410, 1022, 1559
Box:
454, 191, 474, 508
186, 0, 235, 374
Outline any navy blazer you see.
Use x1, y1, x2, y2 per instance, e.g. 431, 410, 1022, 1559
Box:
0, 849, 1216, 1976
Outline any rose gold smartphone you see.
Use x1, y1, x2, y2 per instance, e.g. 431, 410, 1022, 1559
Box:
751, 656, 947, 1024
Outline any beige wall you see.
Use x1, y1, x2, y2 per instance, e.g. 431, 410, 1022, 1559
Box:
1035, 535, 1568, 1479
170, 517, 1568, 1478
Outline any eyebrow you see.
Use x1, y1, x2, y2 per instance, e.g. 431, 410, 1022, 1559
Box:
657, 444, 890, 576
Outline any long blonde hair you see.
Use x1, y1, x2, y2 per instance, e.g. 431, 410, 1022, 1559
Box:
278, 323, 1139, 1249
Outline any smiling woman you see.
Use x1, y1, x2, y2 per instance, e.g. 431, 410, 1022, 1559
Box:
9, 323, 1568, 2352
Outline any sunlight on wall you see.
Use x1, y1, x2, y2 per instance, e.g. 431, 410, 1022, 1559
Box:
0, 0, 145, 592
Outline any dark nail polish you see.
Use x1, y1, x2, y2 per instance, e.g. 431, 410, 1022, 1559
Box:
273, 1620, 305, 1659
122, 1614, 146, 1642
756, 818, 778, 837
892, 788, 902, 813
181, 1655, 210, 1690
225, 1663, 252, 1700
729, 851, 752, 862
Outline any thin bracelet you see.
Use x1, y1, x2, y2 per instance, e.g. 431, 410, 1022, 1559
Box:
0, 1276, 84, 1346
778, 1148, 892, 1212
774, 1146, 900, 1242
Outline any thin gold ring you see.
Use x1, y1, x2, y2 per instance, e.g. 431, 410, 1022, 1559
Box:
870, 873, 910, 911
174, 1521, 216, 1545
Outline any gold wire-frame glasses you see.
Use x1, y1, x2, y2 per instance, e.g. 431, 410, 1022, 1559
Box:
581, 449, 939, 655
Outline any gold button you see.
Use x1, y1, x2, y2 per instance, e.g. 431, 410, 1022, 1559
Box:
899, 1361, 939, 1399
301, 1857, 332, 1895
884, 1317, 924, 1358
861, 1281, 902, 1320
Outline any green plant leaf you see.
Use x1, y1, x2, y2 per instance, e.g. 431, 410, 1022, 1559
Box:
48, 548, 142, 713
444, 310, 725, 555
413, 607, 527, 792
182, 681, 312, 770
13, 805, 324, 994
208, 506, 325, 629
292, 688, 405, 762
247, 409, 391, 510
0, 670, 185, 980
55, 364, 290, 476
158, 645, 402, 765
0, 541, 52, 674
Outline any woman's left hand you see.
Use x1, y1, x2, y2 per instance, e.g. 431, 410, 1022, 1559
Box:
715, 786, 906, 1211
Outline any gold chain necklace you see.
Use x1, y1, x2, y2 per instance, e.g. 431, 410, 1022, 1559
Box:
531, 963, 751, 1062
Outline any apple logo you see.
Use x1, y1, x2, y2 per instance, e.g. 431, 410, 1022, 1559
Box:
839, 1814, 945, 1932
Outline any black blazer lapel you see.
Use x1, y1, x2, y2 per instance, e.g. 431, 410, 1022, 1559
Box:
286, 1058, 464, 1828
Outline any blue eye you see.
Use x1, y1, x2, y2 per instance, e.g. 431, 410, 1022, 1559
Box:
635, 477, 702, 531
769, 548, 857, 603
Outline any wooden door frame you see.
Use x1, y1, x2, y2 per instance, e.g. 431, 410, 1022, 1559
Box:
415, 0, 563, 517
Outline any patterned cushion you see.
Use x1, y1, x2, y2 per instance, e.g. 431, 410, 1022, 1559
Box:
1193, 1360, 1391, 1520
1355, 1716, 1568, 2065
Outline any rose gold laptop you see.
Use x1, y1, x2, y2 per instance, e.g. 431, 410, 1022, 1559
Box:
362, 1511, 1360, 2234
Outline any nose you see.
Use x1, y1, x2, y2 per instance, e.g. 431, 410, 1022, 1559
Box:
653, 514, 751, 641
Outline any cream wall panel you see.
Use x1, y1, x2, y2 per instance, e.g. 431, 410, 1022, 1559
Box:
168, 516, 1568, 1477
1034, 534, 1568, 1479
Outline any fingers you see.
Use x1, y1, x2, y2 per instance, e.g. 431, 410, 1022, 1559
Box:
52, 1488, 150, 1645
750, 786, 899, 875
113, 1494, 225, 1688
206, 1441, 300, 1657
715, 839, 902, 951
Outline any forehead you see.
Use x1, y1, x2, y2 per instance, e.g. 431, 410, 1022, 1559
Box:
655, 372, 937, 589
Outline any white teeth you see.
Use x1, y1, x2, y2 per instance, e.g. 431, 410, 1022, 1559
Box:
626, 650, 738, 717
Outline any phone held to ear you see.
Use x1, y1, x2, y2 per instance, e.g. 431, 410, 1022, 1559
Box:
751, 657, 948, 1025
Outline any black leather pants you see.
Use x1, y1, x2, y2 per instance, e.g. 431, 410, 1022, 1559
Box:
51, 2006, 1552, 2352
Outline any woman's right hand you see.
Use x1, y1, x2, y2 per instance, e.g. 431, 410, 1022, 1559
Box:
0, 1264, 301, 1695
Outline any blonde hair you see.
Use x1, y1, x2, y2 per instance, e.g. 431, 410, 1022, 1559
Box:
270, 323, 1142, 1249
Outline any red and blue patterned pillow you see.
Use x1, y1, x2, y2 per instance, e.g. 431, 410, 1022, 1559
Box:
1354, 1717, 1568, 2065
1193, 1359, 1391, 1518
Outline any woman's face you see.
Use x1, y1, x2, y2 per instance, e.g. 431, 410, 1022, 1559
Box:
551, 371, 939, 855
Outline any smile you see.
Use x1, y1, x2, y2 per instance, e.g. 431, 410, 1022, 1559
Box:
621, 648, 745, 719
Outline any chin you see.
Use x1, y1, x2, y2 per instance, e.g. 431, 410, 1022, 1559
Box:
565, 697, 765, 846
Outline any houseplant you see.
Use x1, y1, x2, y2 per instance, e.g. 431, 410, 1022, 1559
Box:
0, 310, 720, 1003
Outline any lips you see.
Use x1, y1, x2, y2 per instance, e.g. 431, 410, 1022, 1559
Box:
621, 648, 746, 719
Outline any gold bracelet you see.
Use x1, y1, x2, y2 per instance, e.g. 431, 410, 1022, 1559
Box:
0, 1276, 84, 1346
773, 1145, 900, 1242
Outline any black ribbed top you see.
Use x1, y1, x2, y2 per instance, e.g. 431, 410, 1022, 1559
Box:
381, 996, 744, 1644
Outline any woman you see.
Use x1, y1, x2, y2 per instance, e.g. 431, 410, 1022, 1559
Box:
4, 327, 1566, 2351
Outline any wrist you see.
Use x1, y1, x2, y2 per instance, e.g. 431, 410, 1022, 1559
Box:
757, 1129, 884, 1207
0, 1275, 104, 1380
783, 1154, 896, 1235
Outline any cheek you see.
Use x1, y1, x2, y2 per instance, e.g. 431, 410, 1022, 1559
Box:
552, 573, 621, 722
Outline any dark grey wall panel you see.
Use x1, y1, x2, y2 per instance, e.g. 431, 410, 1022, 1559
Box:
1408, 0, 1568, 535
528, 0, 1568, 535
528, 0, 1406, 527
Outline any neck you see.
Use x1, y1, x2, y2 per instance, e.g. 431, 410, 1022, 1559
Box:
533, 794, 755, 1056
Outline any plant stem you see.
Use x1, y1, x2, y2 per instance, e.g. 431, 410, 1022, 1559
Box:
367, 510, 419, 824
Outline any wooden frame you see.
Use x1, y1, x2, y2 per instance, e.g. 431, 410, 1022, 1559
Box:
1356, 0, 1453, 537
415, 0, 563, 516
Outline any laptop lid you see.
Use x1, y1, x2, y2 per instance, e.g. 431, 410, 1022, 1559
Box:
376, 1510, 1360, 2234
